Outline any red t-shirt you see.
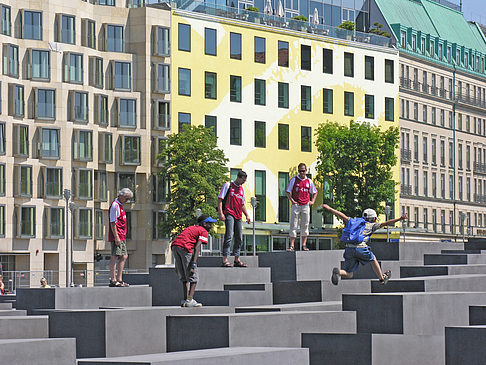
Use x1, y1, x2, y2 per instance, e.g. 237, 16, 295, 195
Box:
218, 181, 245, 220
171, 225, 209, 254
286, 176, 317, 205
108, 199, 127, 242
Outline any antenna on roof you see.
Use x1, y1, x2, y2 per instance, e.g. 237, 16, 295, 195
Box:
460, 0, 462, 12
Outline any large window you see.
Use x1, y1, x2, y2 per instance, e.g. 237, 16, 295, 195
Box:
278, 82, 289, 108
0, 205, 5, 238
122, 136, 141, 165
153, 26, 170, 56
178, 23, 191, 51
278, 172, 289, 222
254, 79, 266, 105
1, 5, 11, 36
36, 89, 55, 120
230, 118, 242, 145
254, 121, 266, 148
365, 94, 374, 119
95, 94, 109, 126
47, 207, 64, 238
385, 59, 394, 83
205, 28, 217, 56
0, 123, 5, 156
323, 88, 333, 114
60, 14, 75, 44
385, 97, 394, 121
30, 49, 50, 80
0, 164, 4, 196
301, 45, 311, 71
254, 36, 266, 63
90, 57, 103, 88
98, 132, 113, 164
323, 48, 333, 74
153, 175, 169, 203
77, 208, 92, 239
278, 41, 289, 67
155, 64, 169, 93
96, 171, 108, 202
301, 126, 311, 152
155, 101, 170, 129
344, 52, 354, 77
17, 165, 32, 197
301, 85, 311, 111
344, 91, 354, 116
153, 211, 168, 240
118, 173, 136, 200
205, 72, 217, 99
178, 68, 191, 96
73, 130, 93, 161
106, 24, 124, 52
365, 56, 374, 80
82, 19, 96, 49
77, 169, 93, 199
230, 32, 242, 60
64, 53, 83, 84
3, 44, 19, 77
205, 115, 217, 136
14, 124, 29, 157
118, 98, 136, 127
22, 10, 42, 40
230, 75, 241, 102
40, 128, 59, 158
45, 167, 62, 198
178, 112, 190, 132
113, 61, 131, 90
255, 170, 266, 221
71, 91, 88, 122
20, 207, 35, 237
278, 124, 289, 150
12, 84, 25, 117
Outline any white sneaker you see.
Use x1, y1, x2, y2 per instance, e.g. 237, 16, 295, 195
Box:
183, 299, 202, 307
180, 300, 187, 307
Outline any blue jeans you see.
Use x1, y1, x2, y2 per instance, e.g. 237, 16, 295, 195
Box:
222, 214, 242, 257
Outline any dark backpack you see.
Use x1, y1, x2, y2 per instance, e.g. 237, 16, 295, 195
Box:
340, 218, 367, 244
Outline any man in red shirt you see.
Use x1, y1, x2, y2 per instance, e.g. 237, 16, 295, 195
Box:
108, 188, 133, 287
218, 171, 251, 267
171, 214, 216, 307
286, 163, 317, 251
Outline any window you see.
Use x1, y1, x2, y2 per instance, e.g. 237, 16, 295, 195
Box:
423, 171, 428, 196
153, 174, 170, 203
413, 102, 418, 121
14, 124, 29, 157
178, 68, 191, 96
94, 210, 104, 240
3, 44, 19, 77
365, 95, 374, 119
301, 45, 311, 71
423, 137, 428, 163
121, 135, 141, 165
205, 72, 217, 99
423, 105, 427, 123
301, 126, 311, 152
255, 121, 266, 148
118, 98, 136, 127
99, 0, 115, 5
467, 145, 471, 170
458, 143, 463, 169
254, 36, 266, 63
255, 170, 266, 221
178, 112, 190, 132
59, 14, 75, 44
29, 49, 50, 80
77, 208, 92, 239
230, 118, 242, 145
95, 171, 108, 202
230, 32, 242, 60
342, 53, 356, 80
1, 5, 11, 36
0, 164, 4, 196
105, 24, 124, 52
64, 53, 83, 84
431, 138, 437, 165
95, 94, 109, 126
155, 64, 169, 93
344, 91, 354, 116
70, 91, 88, 122
22, 10, 42, 40
153, 26, 170, 56
98, 132, 113, 164
365, 56, 374, 80
323, 49, 333, 74
36, 89, 55, 120
178, 23, 191, 51
153, 211, 168, 240
118, 173, 136, 200
82, 19, 96, 49
0, 123, 4, 155
449, 142, 453, 167
414, 170, 419, 195
89, 57, 103, 88
440, 140, 445, 166
113, 61, 131, 90
40, 128, 59, 158
385, 59, 394, 83
278, 172, 290, 222
73, 130, 92, 161
385, 97, 394, 121
14, 165, 32, 197
205, 115, 217, 136
278, 82, 289, 108
301, 85, 311, 111
230, 75, 241, 102
44, 167, 62, 198
254, 79, 266, 105
154, 100, 170, 129
0, 205, 5, 237
205, 28, 217, 56
20, 207, 35, 237
323, 88, 333, 114
278, 124, 289, 150
278, 41, 289, 67
11, 84, 25, 117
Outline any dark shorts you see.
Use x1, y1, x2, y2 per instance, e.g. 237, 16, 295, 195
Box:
111, 241, 128, 256
172, 245, 198, 283
343, 246, 375, 273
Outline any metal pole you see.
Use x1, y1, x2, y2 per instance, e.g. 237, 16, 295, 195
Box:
460, 212, 466, 245
250, 197, 257, 256
63, 189, 70, 288
402, 220, 406, 243
385, 206, 391, 243
69, 202, 76, 287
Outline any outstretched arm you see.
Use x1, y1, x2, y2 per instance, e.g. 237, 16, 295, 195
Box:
379, 214, 408, 228
322, 204, 349, 224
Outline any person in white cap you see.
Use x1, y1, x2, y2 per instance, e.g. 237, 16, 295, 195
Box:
322, 204, 407, 285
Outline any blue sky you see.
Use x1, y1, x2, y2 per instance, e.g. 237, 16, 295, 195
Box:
453, 0, 486, 23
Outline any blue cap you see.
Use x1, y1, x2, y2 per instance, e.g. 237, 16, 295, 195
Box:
197, 214, 217, 223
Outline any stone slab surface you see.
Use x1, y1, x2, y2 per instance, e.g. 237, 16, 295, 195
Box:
445, 326, 486, 365
0, 316, 48, 338
235, 301, 342, 313
197, 256, 259, 267
0, 338, 76, 365
0, 309, 27, 316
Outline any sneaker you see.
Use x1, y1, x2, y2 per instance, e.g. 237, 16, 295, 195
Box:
180, 300, 188, 307
331, 267, 340, 286
183, 299, 202, 307
380, 270, 392, 285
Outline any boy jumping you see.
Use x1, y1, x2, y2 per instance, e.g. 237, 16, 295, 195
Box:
322, 204, 407, 285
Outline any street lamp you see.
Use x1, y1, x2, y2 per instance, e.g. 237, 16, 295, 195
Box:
250, 197, 257, 256
384, 205, 391, 243
63, 189, 71, 288
69, 202, 76, 287
459, 212, 466, 245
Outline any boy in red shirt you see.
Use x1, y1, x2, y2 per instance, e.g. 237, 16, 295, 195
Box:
171, 214, 217, 307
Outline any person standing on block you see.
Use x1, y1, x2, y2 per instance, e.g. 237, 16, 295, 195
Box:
108, 188, 133, 287
286, 163, 318, 251
171, 214, 217, 307
218, 170, 251, 267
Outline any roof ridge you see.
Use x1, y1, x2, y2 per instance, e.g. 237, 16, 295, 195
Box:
420, 0, 441, 38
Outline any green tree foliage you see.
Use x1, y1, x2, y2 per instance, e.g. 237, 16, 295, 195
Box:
246, 6, 259, 12
157, 125, 228, 237
337, 20, 355, 31
291, 15, 308, 21
369, 22, 391, 38
315, 121, 399, 218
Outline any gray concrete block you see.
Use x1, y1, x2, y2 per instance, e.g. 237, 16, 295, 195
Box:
0, 309, 27, 316
445, 326, 486, 365
368, 242, 400, 260
467, 237, 486, 250
441, 249, 482, 254
424, 254, 468, 265
77, 347, 309, 365
17, 287, 152, 314
469, 306, 486, 325
372, 274, 486, 293
0, 316, 48, 338
235, 301, 342, 313
124, 272, 150, 285
321, 279, 371, 301
193, 286, 272, 307
272, 280, 322, 304
257, 251, 297, 281
197, 256, 259, 267
166, 311, 356, 352
0, 303, 12, 310
0, 338, 76, 365
400, 265, 449, 278
399, 242, 463, 261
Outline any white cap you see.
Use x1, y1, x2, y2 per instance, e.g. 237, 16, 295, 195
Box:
362, 208, 377, 219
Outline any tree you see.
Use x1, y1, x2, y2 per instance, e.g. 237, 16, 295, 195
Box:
157, 125, 228, 237
337, 20, 355, 31
291, 15, 308, 21
315, 121, 399, 218
369, 22, 392, 38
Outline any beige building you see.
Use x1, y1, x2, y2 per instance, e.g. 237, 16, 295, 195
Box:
0, 0, 171, 288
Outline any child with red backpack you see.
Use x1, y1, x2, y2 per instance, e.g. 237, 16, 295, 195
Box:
322, 204, 407, 286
